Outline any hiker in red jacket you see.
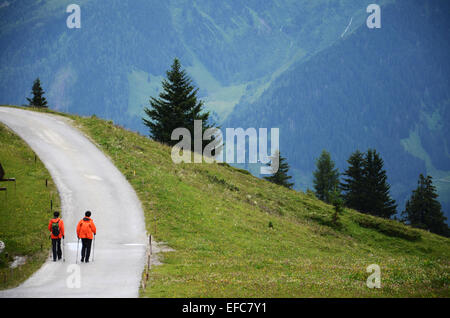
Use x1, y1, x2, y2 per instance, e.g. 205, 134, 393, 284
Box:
76, 211, 97, 263
48, 211, 65, 261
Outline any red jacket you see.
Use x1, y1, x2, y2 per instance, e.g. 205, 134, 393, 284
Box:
77, 217, 97, 239
48, 218, 65, 239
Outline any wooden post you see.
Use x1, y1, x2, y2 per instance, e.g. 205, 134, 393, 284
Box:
147, 236, 151, 272
149, 235, 152, 255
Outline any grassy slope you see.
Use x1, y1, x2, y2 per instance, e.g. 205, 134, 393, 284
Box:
1, 106, 449, 297
0, 122, 61, 289
67, 114, 449, 298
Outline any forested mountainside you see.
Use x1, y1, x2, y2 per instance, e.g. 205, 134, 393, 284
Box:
225, 0, 450, 217
0, 0, 389, 126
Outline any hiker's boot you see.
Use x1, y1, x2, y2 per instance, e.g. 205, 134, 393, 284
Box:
81, 258, 84, 263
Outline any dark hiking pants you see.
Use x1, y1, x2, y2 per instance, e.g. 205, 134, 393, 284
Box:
81, 238, 92, 262
51, 238, 62, 261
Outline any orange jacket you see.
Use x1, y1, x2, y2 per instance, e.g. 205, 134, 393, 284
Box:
48, 218, 65, 239
76, 217, 97, 239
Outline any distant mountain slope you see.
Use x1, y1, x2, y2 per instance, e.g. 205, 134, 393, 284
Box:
0, 0, 390, 128
225, 0, 450, 218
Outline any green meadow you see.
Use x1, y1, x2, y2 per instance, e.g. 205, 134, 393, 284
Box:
73, 113, 449, 297
1, 106, 449, 297
0, 121, 61, 289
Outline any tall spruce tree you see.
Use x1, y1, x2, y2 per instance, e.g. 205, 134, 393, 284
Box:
313, 150, 340, 203
363, 149, 397, 218
402, 174, 449, 237
142, 58, 212, 147
341, 150, 365, 211
263, 150, 294, 189
27, 78, 48, 108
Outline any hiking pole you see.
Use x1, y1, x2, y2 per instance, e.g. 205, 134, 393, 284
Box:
76, 238, 80, 264
49, 235, 51, 260
62, 237, 65, 262
92, 235, 95, 262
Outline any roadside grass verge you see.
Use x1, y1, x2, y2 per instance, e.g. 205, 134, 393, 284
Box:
0, 122, 61, 289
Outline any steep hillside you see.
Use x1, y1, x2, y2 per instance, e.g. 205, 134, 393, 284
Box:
0, 122, 61, 289
2, 106, 449, 297
53, 108, 447, 297
226, 0, 450, 218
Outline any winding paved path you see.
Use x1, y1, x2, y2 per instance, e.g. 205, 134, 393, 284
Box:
0, 107, 147, 297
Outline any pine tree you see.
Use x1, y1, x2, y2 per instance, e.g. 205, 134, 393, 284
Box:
312, 150, 340, 203
402, 174, 449, 237
341, 150, 365, 211
331, 188, 344, 225
363, 149, 397, 218
142, 58, 212, 147
263, 150, 294, 189
26, 78, 48, 108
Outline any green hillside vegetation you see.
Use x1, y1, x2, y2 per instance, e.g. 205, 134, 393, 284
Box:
0, 122, 61, 289
65, 111, 449, 297
1, 106, 449, 297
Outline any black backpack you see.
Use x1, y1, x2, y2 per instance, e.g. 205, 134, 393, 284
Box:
51, 220, 60, 236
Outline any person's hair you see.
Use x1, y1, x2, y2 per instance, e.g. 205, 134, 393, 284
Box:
53, 211, 60, 217
85, 211, 91, 217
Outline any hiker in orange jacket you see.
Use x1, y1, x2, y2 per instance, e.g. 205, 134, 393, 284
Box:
48, 211, 65, 261
76, 211, 97, 263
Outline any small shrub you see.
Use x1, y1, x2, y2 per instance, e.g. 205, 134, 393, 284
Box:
207, 174, 239, 192
354, 214, 421, 241
331, 190, 344, 225
235, 168, 251, 176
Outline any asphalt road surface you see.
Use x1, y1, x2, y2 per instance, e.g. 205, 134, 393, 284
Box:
0, 107, 147, 297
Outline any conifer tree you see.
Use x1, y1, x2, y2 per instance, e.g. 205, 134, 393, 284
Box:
313, 150, 340, 203
363, 149, 397, 218
341, 150, 365, 211
402, 174, 449, 237
142, 58, 212, 147
264, 150, 294, 189
27, 78, 48, 108
331, 188, 344, 225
